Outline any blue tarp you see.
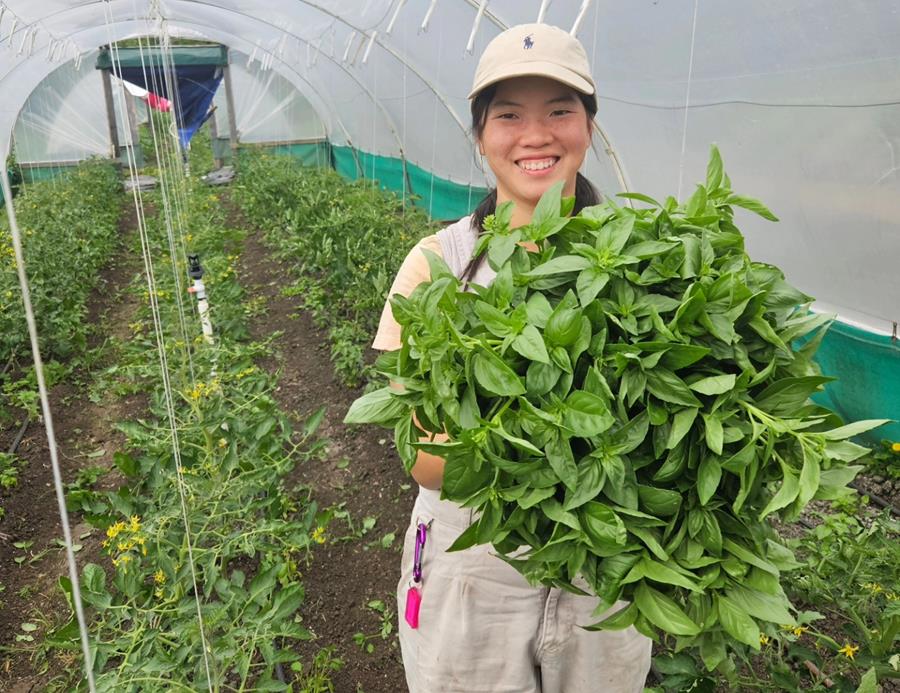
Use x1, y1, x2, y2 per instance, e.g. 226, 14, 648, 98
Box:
118, 65, 222, 148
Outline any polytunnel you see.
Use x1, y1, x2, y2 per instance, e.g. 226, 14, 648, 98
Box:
2, 0, 898, 432
0, 1, 898, 690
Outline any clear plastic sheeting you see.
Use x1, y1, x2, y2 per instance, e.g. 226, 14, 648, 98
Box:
12, 51, 111, 164
0, 0, 896, 335
211, 50, 326, 144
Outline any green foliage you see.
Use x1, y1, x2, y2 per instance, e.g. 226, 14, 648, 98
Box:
292, 646, 344, 692
233, 151, 434, 386
0, 450, 24, 522
650, 502, 899, 692
781, 507, 900, 686
45, 175, 331, 690
0, 160, 121, 365
864, 439, 900, 480
347, 146, 890, 664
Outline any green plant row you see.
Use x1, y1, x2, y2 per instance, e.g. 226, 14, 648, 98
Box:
46, 180, 334, 691
0, 161, 121, 365
232, 151, 434, 386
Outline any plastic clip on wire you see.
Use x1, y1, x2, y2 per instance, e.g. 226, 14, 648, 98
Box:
404, 521, 428, 629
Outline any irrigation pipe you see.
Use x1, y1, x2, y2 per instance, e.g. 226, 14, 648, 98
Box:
7, 417, 28, 455
849, 481, 899, 518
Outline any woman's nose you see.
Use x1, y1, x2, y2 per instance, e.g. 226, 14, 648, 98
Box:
518, 118, 553, 147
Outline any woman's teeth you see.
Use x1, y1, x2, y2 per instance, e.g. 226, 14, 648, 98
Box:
518, 157, 558, 171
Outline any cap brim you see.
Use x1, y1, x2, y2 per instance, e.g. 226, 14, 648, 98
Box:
468, 61, 595, 99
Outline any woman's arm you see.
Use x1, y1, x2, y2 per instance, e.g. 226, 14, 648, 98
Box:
374, 235, 447, 488
410, 410, 448, 489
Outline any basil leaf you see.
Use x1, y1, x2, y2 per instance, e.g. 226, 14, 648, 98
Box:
580, 501, 627, 547
584, 602, 638, 631
716, 595, 761, 649
689, 374, 736, 396
757, 460, 800, 520
696, 455, 722, 506
523, 255, 592, 278
564, 391, 615, 437
821, 419, 891, 441
647, 370, 702, 407
344, 387, 406, 424
666, 407, 698, 449
563, 459, 606, 511
633, 583, 700, 636
545, 434, 578, 491
725, 194, 778, 222
702, 413, 724, 455
511, 324, 550, 364
473, 350, 525, 396
725, 586, 794, 625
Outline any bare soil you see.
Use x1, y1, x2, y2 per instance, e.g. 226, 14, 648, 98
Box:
234, 213, 413, 693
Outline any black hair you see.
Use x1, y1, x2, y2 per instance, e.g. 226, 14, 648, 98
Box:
461, 83, 602, 284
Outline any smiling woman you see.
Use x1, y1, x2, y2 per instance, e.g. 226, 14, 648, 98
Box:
370, 22, 652, 693
478, 78, 593, 228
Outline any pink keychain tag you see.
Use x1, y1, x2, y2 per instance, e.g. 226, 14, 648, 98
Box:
404, 585, 422, 628
404, 522, 428, 629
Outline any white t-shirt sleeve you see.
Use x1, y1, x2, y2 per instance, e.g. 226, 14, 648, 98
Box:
372, 234, 443, 351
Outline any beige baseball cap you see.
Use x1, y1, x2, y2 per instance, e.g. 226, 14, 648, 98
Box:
468, 23, 595, 100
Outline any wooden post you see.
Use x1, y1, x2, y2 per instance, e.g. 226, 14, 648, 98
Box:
208, 111, 223, 169
222, 57, 239, 163
124, 91, 143, 168
100, 65, 121, 162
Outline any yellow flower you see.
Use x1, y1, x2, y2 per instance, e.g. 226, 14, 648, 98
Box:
218, 437, 227, 448
792, 625, 809, 637
892, 442, 900, 453
129, 515, 141, 532
154, 570, 166, 585
311, 526, 326, 544
837, 643, 859, 660
759, 634, 770, 646
862, 582, 883, 594
106, 521, 126, 539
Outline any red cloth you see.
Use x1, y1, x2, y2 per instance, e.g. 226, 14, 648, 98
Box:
145, 92, 172, 112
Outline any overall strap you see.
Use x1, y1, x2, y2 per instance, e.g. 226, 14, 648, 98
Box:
435, 215, 497, 287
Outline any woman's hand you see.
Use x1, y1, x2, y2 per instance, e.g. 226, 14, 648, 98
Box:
390, 380, 448, 489
411, 429, 448, 490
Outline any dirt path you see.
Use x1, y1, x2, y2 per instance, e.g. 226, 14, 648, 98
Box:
235, 212, 415, 692
0, 203, 146, 691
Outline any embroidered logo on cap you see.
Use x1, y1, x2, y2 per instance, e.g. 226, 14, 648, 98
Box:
523, 34, 534, 49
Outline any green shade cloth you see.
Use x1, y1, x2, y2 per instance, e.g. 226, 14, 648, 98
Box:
813, 320, 900, 444
96, 45, 228, 70
331, 145, 488, 221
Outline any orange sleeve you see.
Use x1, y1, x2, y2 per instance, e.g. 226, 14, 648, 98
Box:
372, 234, 443, 351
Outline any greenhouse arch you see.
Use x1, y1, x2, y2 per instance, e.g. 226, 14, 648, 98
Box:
0, 2, 898, 691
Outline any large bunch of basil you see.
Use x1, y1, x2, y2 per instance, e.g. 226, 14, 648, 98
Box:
345, 147, 887, 668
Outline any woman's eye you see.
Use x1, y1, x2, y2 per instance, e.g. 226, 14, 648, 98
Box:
495, 112, 518, 120
551, 109, 574, 117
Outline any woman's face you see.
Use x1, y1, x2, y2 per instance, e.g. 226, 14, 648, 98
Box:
478, 75, 592, 218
